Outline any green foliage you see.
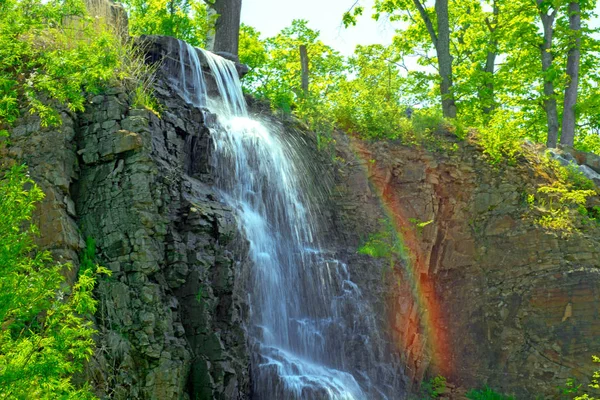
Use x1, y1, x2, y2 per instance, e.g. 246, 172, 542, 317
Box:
244, 20, 345, 113
342, 0, 600, 157
527, 156, 598, 233
556, 163, 596, 191
0, 0, 155, 129
477, 111, 527, 165
561, 356, 600, 399
238, 19, 345, 147
574, 356, 600, 399
560, 378, 583, 397
0, 164, 110, 399
358, 218, 407, 269
132, 82, 162, 116
409, 218, 434, 236
237, 3, 599, 163
329, 43, 436, 142
466, 386, 515, 400
238, 24, 268, 73
417, 375, 447, 399
120, 0, 210, 47
575, 133, 600, 156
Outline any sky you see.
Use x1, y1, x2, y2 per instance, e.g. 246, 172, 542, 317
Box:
240, 0, 401, 56
241, 0, 600, 57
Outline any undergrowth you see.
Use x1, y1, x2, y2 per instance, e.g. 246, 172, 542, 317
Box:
358, 218, 407, 269
524, 153, 598, 234
0, 0, 158, 133
0, 163, 110, 398
466, 386, 515, 400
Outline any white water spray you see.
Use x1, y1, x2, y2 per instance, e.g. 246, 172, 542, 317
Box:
172, 41, 399, 399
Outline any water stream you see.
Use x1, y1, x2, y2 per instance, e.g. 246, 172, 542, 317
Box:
172, 41, 400, 399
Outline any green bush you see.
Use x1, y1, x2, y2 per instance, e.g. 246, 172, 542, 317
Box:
419, 375, 447, 398
527, 155, 598, 233
0, 0, 156, 130
477, 110, 526, 165
0, 163, 110, 398
574, 132, 600, 156
571, 356, 600, 400
466, 386, 515, 400
556, 163, 596, 191
358, 218, 407, 266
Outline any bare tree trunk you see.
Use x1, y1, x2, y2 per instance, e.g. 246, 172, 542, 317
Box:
481, 50, 497, 116
538, 2, 559, 148
435, 0, 457, 118
205, 6, 217, 51
211, 0, 242, 59
299, 45, 309, 98
560, 1, 581, 147
412, 0, 456, 118
481, 0, 498, 117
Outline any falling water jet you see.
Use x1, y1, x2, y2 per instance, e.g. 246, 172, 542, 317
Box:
170, 39, 402, 400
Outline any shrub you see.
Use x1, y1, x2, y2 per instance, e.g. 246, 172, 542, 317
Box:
0, 163, 110, 398
466, 386, 515, 400
527, 155, 598, 234
572, 356, 600, 400
0, 0, 157, 130
358, 218, 407, 267
477, 110, 526, 165
420, 375, 447, 398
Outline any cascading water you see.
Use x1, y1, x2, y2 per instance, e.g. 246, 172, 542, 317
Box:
172, 40, 402, 399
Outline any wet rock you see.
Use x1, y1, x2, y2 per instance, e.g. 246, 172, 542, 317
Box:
329, 132, 600, 398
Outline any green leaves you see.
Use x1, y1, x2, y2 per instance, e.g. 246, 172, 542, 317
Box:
0, 165, 108, 399
239, 19, 345, 144
0, 0, 145, 128
121, 0, 209, 47
342, 5, 364, 28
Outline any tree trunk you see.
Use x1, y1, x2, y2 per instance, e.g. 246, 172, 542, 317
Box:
560, 1, 581, 147
481, 0, 498, 117
299, 45, 309, 98
211, 0, 242, 59
205, 6, 217, 51
435, 0, 457, 118
481, 50, 497, 116
538, 2, 559, 148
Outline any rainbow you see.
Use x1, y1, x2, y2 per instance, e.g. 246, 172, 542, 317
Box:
344, 135, 451, 382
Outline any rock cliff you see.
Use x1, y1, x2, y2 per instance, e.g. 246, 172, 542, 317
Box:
4, 42, 251, 398
4, 35, 600, 399
329, 131, 600, 398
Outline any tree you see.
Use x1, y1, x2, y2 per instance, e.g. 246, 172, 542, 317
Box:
239, 20, 344, 112
536, 0, 560, 148
345, 0, 457, 118
207, 0, 242, 58
299, 44, 309, 98
448, 0, 502, 123
0, 0, 150, 130
119, 0, 242, 58
480, 0, 499, 116
330, 44, 418, 138
433, 0, 457, 118
559, 0, 581, 147
120, 0, 210, 47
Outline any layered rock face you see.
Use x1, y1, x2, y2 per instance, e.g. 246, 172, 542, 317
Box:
5, 59, 251, 399
5, 33, 600, 400
74, 81, 250, 399
330, 132, 600, 398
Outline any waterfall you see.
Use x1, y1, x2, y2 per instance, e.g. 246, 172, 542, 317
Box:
172, 41, 399, 400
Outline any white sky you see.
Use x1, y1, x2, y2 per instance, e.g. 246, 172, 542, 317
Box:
241, 0, 400, 56
241, 0, 600, 57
